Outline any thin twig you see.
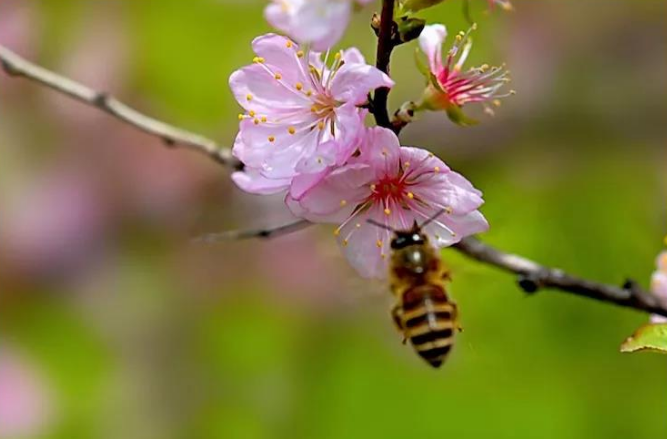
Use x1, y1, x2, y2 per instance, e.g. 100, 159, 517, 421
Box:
373, 0, 396, 129
454, 237, 667, 318
194, 219, 312, 242
2, 43, 665, 319
0, 45, 242, 170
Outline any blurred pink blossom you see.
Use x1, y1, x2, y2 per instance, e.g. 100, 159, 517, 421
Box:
264, 0, 375, 51
0, 346, 52, 438
0, 2, 37, 55
0, 165, 108, 281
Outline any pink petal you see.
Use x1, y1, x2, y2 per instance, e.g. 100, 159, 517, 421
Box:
232, 168, 291, 195
353, 127, 402, 176
229, 64, 310, 114
419, 24, 447, 73
341, 47, 366, 65
338, 203, 393, 278
251, 33, 310, 86
330, 62, 394, 105
296, 164, 373, 216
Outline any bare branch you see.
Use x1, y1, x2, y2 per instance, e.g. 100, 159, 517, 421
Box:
0, 45, 242, 170
194, 219, 312, 242
372, 0, 396, 130
453, 237, 667, 318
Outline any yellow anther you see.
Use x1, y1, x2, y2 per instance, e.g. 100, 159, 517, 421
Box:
444, 206, 453, 214
381, 148, 388, 156
261, 116, 267, 122
434, 166, 441, 173
238, 113, 244, 120
306, 90, 313, 97
253, 56, 265, 63
381, 253, 386, 259
407, 192, 414, 199
333, 229, 340, 236
472, 23, 478, 31
274, 73, 282, 80
340, 200, 347, 207
246, 94, 253, 101
404, 162, 410, 168
249, 110, 256, 117
268, 135, 276, 143
376, 240, 383, 248
383, 208, 391, 216
311, 105, 319, 113
342, 239, 349, 247
253, 118, 260, 125
428, 153, 434, 158
286, 40, 293, 48
295, 82, 303, 91
370, 184, 376, 191
493, 99, 502, 107
317, 121, 325, 130
355, 223, 361, 229
316, 158, 323, 164
288, 126, 296, 135
296, 50, 304, 58
334, 52, 342, 60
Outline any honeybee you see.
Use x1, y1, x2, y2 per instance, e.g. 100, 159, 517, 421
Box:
369, 209, 459, 368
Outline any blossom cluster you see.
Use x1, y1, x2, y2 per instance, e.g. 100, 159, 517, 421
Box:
228, 0, 512, 277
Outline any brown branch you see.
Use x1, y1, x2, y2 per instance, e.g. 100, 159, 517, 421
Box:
0, 45, 242, 171
2, 43, 665, 319
454, 237, 667, 318
372, 0, 396, 129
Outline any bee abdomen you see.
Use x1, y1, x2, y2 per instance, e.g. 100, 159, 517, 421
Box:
402, 286, 456, 368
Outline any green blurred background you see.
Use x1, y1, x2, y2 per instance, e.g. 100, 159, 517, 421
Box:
0, 1, 666, 438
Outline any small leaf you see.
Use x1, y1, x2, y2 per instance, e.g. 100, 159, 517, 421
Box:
620, 323, 667, 354
397, 17, 426, 44
446, 104, 479, 126
413, 48, 431, 83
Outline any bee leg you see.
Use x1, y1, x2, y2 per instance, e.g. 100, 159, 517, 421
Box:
451, 302, 463, 333
391, 305, 408, 344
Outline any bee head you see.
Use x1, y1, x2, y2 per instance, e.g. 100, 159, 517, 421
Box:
390, 230, 427, 250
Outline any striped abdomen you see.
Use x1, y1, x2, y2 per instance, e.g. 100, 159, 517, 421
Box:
401, 284, 456, 368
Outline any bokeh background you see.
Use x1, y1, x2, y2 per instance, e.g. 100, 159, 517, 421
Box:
1, 1, 666, 438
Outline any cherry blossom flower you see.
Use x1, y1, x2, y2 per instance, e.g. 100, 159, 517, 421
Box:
650, 250, 667, 324
416, 24, 513, 125
288, 127, 488, 278
264, 0, 376, 51
230, 33, 393, 196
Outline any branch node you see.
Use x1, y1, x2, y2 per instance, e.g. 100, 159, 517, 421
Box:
517, 274, 541, 294
93, 92, 110, 107
1, 59, 20, 76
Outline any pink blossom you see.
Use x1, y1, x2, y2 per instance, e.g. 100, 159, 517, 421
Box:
230, 34, 393, 195
288, 127, 488, 278
650, 251, 667, 324
416, 24, 513, 125
0, 347, 52, 438
488, 0, 513, 11
264, 0, 376, 51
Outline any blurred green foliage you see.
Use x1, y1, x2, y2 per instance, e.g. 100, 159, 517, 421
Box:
1, 1, 666, 439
